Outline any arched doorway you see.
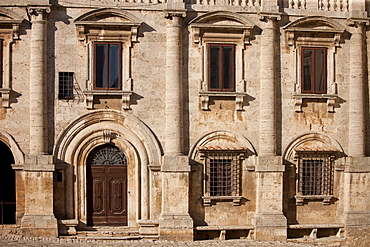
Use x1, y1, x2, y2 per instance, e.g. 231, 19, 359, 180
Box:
0, 141, 15, 224
86, 144, 128, 226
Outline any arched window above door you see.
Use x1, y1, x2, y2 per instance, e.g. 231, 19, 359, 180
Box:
87, 144, 127, 166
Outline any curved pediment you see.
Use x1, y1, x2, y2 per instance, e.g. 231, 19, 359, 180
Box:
284, 16, 345, 47
284, 16, 345, 32
189, 11, 254, 27
75, 8, 142, 24
189, 11, 254, 45
74, 8, 142, 42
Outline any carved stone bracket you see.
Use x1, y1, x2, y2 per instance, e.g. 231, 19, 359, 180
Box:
0, 88, 11, 108
103, 130, 112, 143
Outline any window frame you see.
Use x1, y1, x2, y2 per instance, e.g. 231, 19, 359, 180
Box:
301, 47, 327, 94
207, 43, 236, 92
295, 151, 336, 205
93, 41, 122, 90
200, 149, 245, 206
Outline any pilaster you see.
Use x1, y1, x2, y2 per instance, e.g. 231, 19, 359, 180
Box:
253, 156, 287, 240
343, 157, 370, 238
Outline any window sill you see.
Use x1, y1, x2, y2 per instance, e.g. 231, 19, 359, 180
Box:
295, 195, 334, 206
202, 196, 242, 206
199, 91, 247, 111
83, 90, 132, 110
0, 88, 11, 108
292, 94, 337, 113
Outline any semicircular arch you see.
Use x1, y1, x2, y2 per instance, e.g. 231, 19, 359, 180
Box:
283, 132, 345, 163
0, 131, 24, 164
189, 130, 257, 160
54, 110, 162, 168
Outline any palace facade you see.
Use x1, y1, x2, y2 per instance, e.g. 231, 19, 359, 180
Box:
0, 0, 369, 243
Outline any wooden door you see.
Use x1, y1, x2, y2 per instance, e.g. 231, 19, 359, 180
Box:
86, 144, 127, 226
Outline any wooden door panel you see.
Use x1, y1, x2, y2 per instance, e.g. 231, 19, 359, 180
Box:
92, 177, 105, 215
109, 178, 125, 215
87, 164, 127, 226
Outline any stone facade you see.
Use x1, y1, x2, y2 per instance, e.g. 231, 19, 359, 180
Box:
0, 0, 368, 243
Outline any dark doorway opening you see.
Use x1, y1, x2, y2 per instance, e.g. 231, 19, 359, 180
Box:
0, 141, 15, 224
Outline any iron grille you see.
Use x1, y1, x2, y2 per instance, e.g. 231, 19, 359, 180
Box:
59, 72, 74, 99
205, 152, 240, 197
299, 153, 333, 196
87, 144, 127, 166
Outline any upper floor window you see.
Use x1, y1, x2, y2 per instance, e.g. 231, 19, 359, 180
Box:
208, 44, 235, 92
94, 42, 121, 90
301, 47, 327, 94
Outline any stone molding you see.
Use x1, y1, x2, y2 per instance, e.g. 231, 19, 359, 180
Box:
0, 8, 23, 108
75, 9, 142, 110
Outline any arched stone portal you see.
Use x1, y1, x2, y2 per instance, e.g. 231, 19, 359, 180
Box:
0, 141, 15, 224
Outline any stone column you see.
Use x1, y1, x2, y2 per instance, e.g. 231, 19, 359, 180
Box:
344, 21, 370, 240
29, 7, 49, 155
254, 15, 287, 241
348, 22, 365, 157
21, 6, 58, 237
159, 10, 193, 241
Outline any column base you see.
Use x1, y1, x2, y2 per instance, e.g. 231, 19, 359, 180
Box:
21, 214, 58, 237
253, 213, 287, 241
159, 214, 193, 241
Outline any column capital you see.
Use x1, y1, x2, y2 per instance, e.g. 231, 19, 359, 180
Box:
164, 9, 186, 19
258, 12, 281, 22
347, 18, 369, 31
27, 6, 51, 21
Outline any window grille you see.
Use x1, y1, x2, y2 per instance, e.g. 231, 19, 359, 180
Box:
298, 153, 333, 196
205, 152, 240, 197
59, 72, 74, 99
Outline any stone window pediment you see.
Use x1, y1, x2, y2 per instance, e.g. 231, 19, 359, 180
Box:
75, 9, 142, 111
189, 11, 254, 111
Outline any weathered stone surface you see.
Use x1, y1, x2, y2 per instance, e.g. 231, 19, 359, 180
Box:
0, 0, 367, 243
